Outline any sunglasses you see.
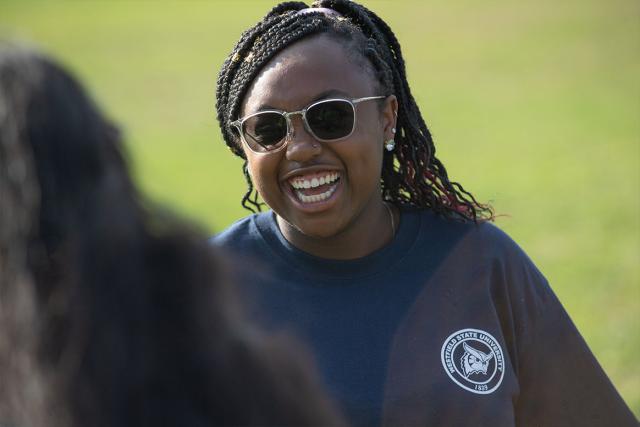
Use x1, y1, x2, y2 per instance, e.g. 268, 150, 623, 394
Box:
230, 96, 386, 154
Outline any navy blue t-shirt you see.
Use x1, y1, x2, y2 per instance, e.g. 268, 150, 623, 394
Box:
213, 208, 636, 427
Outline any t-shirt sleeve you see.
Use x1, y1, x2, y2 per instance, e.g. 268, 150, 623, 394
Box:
502, 244, 638, 426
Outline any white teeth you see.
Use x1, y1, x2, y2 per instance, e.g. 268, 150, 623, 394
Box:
290, 172, 340, 189
295, 184, 338, 204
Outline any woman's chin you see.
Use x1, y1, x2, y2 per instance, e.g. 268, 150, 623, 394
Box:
279, 214, 345, 242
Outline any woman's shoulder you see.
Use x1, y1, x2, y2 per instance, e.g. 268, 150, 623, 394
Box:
210, 212, 271, 250
467, 219, 524, 257
407, 208, 543, 282
412, 208, 524, 256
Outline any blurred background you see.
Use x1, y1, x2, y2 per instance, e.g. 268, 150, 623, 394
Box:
1, 0, 638, 416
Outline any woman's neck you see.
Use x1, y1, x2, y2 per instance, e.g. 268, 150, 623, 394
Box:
276, 201, 397, 260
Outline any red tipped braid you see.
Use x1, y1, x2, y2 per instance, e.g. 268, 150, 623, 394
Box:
316, 0, 493, 222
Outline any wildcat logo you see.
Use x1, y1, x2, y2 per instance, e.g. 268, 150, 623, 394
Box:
441, 328, 505, 394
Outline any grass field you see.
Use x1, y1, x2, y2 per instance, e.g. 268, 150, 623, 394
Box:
1, 0, 638, 416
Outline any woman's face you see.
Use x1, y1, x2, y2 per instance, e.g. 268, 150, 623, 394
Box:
240, 35, 396, 240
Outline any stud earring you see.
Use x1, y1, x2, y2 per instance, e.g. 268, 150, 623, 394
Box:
385, 139, 395, 151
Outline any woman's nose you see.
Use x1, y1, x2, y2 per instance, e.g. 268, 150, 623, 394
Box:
285, 115, 321, 162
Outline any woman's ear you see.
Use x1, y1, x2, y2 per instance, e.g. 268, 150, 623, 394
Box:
382, 95, 398, 141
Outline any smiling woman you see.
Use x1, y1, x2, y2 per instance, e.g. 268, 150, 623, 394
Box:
239, 35, 397, 257
212, 1, 637, 426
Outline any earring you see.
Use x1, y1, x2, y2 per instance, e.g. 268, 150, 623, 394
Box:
385, 127, 396, 151
385, 139, 395, 151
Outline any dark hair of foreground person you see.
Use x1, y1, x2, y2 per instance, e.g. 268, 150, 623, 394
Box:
0, 44, 346, 427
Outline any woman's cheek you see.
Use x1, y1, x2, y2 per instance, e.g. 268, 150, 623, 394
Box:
249, 158, 282, 207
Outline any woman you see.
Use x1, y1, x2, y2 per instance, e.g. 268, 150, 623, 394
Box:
0, 44, 345, 427
213, 1, 637, 426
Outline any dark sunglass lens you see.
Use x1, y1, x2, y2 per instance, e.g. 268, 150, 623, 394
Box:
243, 113, 287, 150
307, 100, 354, 140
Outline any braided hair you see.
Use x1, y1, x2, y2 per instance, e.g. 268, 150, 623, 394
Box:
216, 0, 493, 222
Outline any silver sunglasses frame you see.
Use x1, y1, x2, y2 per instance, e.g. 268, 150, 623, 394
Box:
230, 96, 386, 154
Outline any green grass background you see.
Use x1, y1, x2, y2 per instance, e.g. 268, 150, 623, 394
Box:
2, 0, 638, 416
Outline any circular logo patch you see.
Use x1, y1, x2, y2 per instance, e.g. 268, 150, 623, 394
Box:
440, 328, 505, 394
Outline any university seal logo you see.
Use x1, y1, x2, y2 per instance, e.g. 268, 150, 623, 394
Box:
440, 328, 505, 394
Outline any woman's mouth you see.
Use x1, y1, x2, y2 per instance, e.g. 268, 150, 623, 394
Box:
288, 171, 341, 205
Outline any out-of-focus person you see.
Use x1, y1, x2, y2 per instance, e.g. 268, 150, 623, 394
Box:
0, 43, 346, 427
